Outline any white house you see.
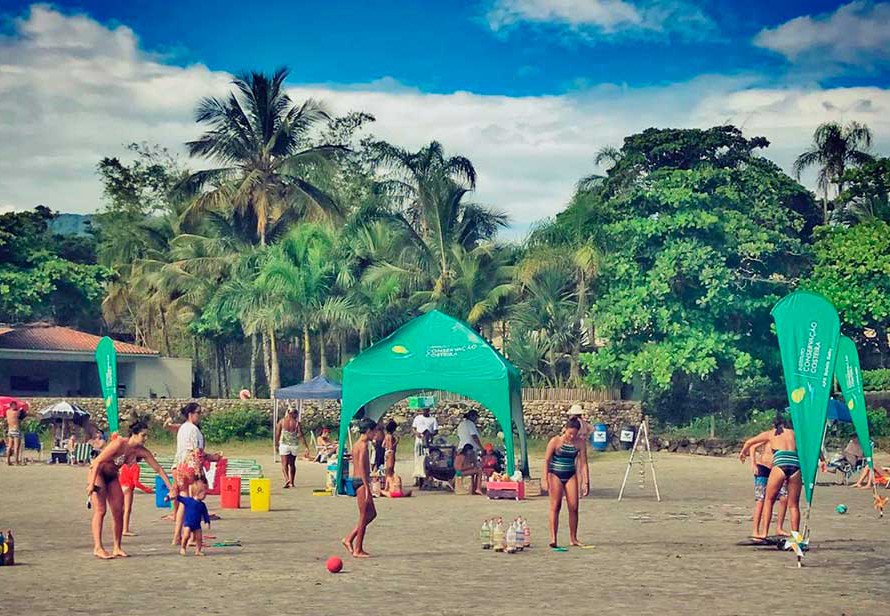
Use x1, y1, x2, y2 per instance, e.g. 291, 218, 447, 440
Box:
0, 324, 192, 398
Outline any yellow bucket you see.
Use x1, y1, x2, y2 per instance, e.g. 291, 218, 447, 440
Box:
249, 478, 271, 512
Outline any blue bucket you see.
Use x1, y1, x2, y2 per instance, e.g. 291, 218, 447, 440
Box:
155, 475, 172, 508
591, 423, 608, 451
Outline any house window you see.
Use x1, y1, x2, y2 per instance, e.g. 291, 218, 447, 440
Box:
11, 375, 50, 392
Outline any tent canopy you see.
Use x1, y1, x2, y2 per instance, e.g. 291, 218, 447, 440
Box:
274, 375, 342, 400
826, 398, 853, 423
336, 310, 528, 492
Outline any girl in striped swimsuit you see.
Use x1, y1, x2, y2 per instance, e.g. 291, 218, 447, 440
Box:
542, 417, 589, 548
739, 413, 802, 540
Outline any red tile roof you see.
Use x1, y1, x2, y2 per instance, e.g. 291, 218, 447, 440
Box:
0, 324, 157, 355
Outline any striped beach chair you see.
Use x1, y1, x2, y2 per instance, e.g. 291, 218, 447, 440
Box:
70, 442, 93, 465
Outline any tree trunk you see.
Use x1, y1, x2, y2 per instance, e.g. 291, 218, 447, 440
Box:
570, 339, 581, 386
294, 333, 302, 378
249, 333, 258, 397
339, 330, 347, 366
269, 328, 281, 392
319, 330, 328, 376
303, 327, 313, 382
214, 343, 222, 397
221, 344, 230, 398
159, 306, 172, 357
261, 332, 272, 395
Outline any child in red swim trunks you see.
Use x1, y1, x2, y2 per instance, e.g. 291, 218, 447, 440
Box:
119, 460, 152, 536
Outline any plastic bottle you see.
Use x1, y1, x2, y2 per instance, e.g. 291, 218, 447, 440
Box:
521, 518, 531, 548
0, 532, 4, 567
514, 518, 525, 551
505, 522, 516, 554
3, 530, 12, 566
492, 518, 505, 552
480, 519, 492, 549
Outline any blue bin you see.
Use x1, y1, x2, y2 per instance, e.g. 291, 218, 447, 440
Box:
591, 423, 608, 451
155, 475, 172, 508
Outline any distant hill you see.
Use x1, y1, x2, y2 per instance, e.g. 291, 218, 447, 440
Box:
50, 213, 93, 236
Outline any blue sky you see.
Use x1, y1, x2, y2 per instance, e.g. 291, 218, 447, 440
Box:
1, 1, 889, 232
4, 0, 882, 94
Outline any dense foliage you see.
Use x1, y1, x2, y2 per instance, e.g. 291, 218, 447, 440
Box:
9, 68, 889, 424
0, 206, 109, 326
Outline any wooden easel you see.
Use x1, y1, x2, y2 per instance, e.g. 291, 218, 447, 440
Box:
618, 419, 661, 502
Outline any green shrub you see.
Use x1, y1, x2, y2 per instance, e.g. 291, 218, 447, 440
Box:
655, 408, 780, 443
867, 407, 890, 438
200, 406, 272, 443
863, 369, 890, 391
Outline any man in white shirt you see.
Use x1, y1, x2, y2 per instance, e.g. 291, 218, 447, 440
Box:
411, 408, 438, 485
456, 410, 483, 458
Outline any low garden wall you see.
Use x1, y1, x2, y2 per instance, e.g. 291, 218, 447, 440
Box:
18, 396, 643, 444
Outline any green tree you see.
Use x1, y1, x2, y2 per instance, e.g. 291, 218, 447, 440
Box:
806, 221, 890, 367
0, 207, 109, 326
181, 68, 342, 245
793, 121, 874, 222
574, 127, 818, 422
833, 157, 890, 224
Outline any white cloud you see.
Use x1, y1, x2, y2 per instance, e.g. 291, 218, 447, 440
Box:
1, 5, 890, 239
754, 1, 890, 70
485, 0, 717, 40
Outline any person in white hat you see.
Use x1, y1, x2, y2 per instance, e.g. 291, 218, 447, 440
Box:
567, 405, 592, 447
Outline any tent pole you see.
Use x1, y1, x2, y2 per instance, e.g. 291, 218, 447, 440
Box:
273, 398, 278, 463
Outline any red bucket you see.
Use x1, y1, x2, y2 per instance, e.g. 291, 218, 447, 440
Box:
221, 476, 241, 509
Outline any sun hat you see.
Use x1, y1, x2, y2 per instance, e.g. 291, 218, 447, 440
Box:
568, 404, 584, 416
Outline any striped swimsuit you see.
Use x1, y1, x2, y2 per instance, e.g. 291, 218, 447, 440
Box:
549, 443, 579, 483
772, 449, 800, 477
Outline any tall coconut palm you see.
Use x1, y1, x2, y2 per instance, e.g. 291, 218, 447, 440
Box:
793, 122, 874, 222
181, 68, 343, 245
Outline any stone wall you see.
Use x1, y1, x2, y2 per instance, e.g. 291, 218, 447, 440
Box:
18, 396, 642, 442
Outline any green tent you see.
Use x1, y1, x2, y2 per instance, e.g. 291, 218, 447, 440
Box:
335, 310, 528, 493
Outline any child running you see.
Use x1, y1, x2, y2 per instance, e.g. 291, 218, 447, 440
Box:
342, 418, 377, 558
177, 479, 211, 556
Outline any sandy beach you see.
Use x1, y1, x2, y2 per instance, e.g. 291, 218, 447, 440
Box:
1, 450, 888, 616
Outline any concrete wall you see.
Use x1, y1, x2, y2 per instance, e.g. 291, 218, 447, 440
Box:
0, 352, 191, 399
127, 356, 192, 398
16, 395, 642, 443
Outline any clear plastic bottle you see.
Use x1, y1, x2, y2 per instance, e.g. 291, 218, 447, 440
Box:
480, 519, 492, 549
521, 517, 531, 548
492, 518, 505, 552
514, 518, 525, 551
505, 522, 517, 554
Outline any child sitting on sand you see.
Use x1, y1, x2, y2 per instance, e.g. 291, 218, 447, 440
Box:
380, 472, 412, 498
177, 479, 211, 556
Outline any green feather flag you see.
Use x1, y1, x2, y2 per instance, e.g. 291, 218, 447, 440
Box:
771, 291, 841, 505
834, 336, 873, 470
95, 336, 119, 435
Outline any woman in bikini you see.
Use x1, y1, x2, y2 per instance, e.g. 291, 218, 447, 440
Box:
87, 420, 174, 559
542, 417, 589, 548
275, 408, 303, 488
383, 420, 398, 477
739, 413, 802, 540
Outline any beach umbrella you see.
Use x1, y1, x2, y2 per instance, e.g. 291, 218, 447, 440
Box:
0, 396, 29, 418
39, 401, 90, 423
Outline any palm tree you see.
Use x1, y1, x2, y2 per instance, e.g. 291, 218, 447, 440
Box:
366, 141, 508, 311
793, 122, 874, 222
180, 68, 343, 245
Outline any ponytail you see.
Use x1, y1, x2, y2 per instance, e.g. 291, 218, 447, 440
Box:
774, 412, 785, 436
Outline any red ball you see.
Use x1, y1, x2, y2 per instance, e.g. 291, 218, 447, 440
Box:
326, 556, 343, 573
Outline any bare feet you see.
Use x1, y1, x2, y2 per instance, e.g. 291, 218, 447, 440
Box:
123, 531, 137, 537
160, 514, 174, 521
570, 539, 584, 547
352, 550, 371, 558
112, 547, 129, 558
341, 537, 353, 553
179, 547, 187, 556
549, 541, 558, 548
776, 529, 791, 537
93, 547, 114, 560
474, 490, 484, 495
195, 550, 205, 557
171, 538, 181, 546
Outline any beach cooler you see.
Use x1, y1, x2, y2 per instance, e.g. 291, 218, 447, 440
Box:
155, 475, 172, 508
249, 478, 271, 511
486, 480, 524, 500
221, 476, 241, 509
